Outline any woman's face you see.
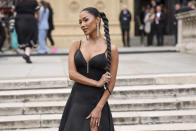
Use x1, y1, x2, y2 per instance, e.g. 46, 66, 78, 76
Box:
79, 11, 99, 35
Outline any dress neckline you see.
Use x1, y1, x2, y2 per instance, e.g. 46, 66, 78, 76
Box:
78, 48, 106, 64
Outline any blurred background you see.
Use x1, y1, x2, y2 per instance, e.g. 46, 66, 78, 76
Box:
0, 0, 195, 50
0, 0, 196, 131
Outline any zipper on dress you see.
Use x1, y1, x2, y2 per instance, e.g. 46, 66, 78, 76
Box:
87, 61, 89, 73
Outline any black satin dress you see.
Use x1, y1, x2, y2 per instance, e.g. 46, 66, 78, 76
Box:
58, 41, 114, 131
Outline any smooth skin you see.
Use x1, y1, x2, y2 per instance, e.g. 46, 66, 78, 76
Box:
68, 11, 119, 131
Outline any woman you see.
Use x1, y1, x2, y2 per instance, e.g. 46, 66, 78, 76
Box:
58, 7, 119, 131
15, 0, 39, 63
144, 8, 155, 46
38, 0, 49, 54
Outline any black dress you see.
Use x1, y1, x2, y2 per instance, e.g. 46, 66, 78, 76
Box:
58, 41, 114, 131
15, 0, 39, 49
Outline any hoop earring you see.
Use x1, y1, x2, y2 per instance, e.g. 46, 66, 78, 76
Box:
96, 24, 99, 37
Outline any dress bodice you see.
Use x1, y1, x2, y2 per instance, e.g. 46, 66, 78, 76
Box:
74, 41, 107, 81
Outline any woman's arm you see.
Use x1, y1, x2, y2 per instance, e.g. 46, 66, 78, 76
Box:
68, 40, 104, 87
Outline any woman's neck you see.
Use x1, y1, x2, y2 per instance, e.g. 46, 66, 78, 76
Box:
88, 31, 102, 42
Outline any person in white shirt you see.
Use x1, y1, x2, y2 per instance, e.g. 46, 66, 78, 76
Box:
38, 0, 49, 54
144, 8, 155, 46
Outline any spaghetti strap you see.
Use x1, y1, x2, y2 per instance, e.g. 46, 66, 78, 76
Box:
79, 40, 82, 49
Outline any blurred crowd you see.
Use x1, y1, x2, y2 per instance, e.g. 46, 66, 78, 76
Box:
0, 0, 55, 63
0, 0, 196, 60
120, 0, 196, 47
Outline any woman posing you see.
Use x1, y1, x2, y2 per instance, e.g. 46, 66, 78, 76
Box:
58, 7, 119, 131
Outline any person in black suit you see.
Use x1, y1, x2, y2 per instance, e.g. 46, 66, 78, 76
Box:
119, 5, 132, 47
154, 5, 165, 46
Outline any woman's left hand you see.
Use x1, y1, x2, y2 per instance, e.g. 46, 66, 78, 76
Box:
86, 106, 102, 129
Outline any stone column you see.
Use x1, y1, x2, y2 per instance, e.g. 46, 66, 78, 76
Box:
176, 10, 196, 54
128, 0, 135, 37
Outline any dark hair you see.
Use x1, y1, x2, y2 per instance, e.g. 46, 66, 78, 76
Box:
41, 0, 46, 6
81, 7, 111, 94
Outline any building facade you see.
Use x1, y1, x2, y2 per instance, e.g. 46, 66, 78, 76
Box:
1, 0, 193, 48
44, 0, 134, 48
47, 0, 186, 48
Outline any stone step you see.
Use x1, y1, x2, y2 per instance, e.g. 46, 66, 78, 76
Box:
0, 110, 196, 130
3, 123, 196, 131
1, 73, 196, 91
0, 84, 196, 103
1, 96, 196, 116
112, 84, 196, 99
0, 78, 68, 91
116, 73, 196, 86
115, 123, 196, 131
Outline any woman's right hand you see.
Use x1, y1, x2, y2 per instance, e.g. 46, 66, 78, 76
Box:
96, 72, 112, 88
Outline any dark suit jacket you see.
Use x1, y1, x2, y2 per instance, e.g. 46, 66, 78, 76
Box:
154, 11, 165, 27
48, 6, 54, 30
119, 10, 132, 29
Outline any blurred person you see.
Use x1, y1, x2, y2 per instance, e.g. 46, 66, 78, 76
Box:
0, 1, 6, 53
58, 7, 118, 131
188, 1, 195, 9
9, 6, 19, 54
119, 5, 132, 47
151, 0, 157, 9
46, 2, 56, 53
173, 4, 181, 45
15, 0, 39, 63
144, 8, 155, 46
136, 6, 145, 45
155, 5, 165, 46
180, 1, 194, 12
191, 1, 196, 9
38, 0, 49, 54
10, 28, 19, 54
145, 4, 151, 16
161, 4, 168, 35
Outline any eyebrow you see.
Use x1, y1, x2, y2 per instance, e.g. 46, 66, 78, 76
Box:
79, 16, 89, 21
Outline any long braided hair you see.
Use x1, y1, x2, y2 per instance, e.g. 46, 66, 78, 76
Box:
81, 7, 111, 94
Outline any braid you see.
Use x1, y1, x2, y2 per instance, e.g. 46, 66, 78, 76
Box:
100, 12, 112, 94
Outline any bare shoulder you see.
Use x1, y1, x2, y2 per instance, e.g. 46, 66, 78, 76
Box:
70, 40, 81, 51
111, 44, 118, 55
